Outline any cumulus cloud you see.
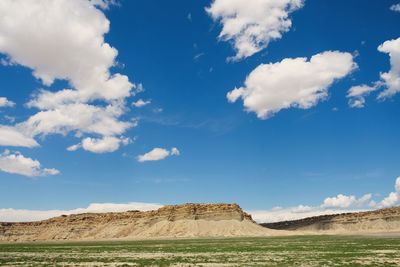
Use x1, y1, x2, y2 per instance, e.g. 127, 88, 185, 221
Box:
0, 126, 39, 148
19, 103, 132, 138
0, 97, 15, 108
0, 150, 59, 177
380, 192, 399, 208
137, 147, 180, 162
379, 177, 400, 208
0, 202, 162, 222
206, 0, 304, 61
321, 193, 373, 209
376, 38, 400, 99
0, 0, 130, 96
228, 51, 356, 119
0, 0, 137, 153
132, 99, 151, 108
390, 3, 400, 12
67, 136, 131, 153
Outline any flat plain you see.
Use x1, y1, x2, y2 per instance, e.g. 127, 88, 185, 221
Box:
1, 235, 400, 266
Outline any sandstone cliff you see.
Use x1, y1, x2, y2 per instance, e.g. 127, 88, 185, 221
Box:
0, 203, 274, 242
261, 206, 400, 233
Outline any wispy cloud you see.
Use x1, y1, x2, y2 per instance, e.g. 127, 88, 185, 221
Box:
194, 52, 205, 61
137, 147, 180, 162
132, 99, 151, 108
390, 3, 400, 12
0, 97, 15, 108
347, 84, 378, 108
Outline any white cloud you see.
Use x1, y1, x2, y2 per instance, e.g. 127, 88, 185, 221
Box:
390, 3, 400, 12
321, 193, 372, 209
226, 87, 245, 103
0, 0, 137, 153
206, 0, 304, 61
90, 0, 119, 10
171, 147, 180, 156
82, 136, 130, 153
349, 85, 378, 96
377, 38, 400, 99
66, 144, 81, 152
348, 38, 400, 106
228, 51, 356, 119
348, 99, 364, 109
132, 99, 151, 108
0, 202, 162, 222
0, 97, 15, 108
0, 150, 59, 177
0, 0, 129, 96
379, 177, 400, 208
347, 85, 377, 108
67, 136, 130, 153
0, 126, 39, 148
20, 103, 133, 138
137, 147, 180, 162
380, 192, 399, 208
348, 38, 400, 105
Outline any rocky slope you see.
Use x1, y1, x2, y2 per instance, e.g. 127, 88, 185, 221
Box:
261, 206, 400, 233
0, 203, 276, 242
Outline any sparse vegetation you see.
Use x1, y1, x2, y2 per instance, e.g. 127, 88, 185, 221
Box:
1, 235, 400, 266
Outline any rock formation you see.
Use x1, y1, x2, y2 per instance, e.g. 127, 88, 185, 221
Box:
261, 206, 400, 233
0, 203, 274, 242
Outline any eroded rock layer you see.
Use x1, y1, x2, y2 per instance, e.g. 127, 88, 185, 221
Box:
261, 206, 400, 233
0, 203, 273, 242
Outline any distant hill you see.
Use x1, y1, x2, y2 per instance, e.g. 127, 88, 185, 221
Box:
0, 203, 278, 242
261, 206, 400, 233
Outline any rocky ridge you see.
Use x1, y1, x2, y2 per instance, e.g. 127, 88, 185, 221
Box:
0, 203, 272, 242
261, 206, 400, 232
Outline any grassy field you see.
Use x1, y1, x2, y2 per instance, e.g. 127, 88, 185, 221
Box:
0, 235, 400, 266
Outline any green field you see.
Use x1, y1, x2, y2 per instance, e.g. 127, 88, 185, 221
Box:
0, 235, 400, 266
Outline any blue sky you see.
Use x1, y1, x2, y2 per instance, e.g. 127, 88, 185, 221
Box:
0, 0, 399, 222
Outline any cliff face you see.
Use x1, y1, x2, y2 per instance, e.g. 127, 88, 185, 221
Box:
261, 206, 400, 232
0, 203, 269, 242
